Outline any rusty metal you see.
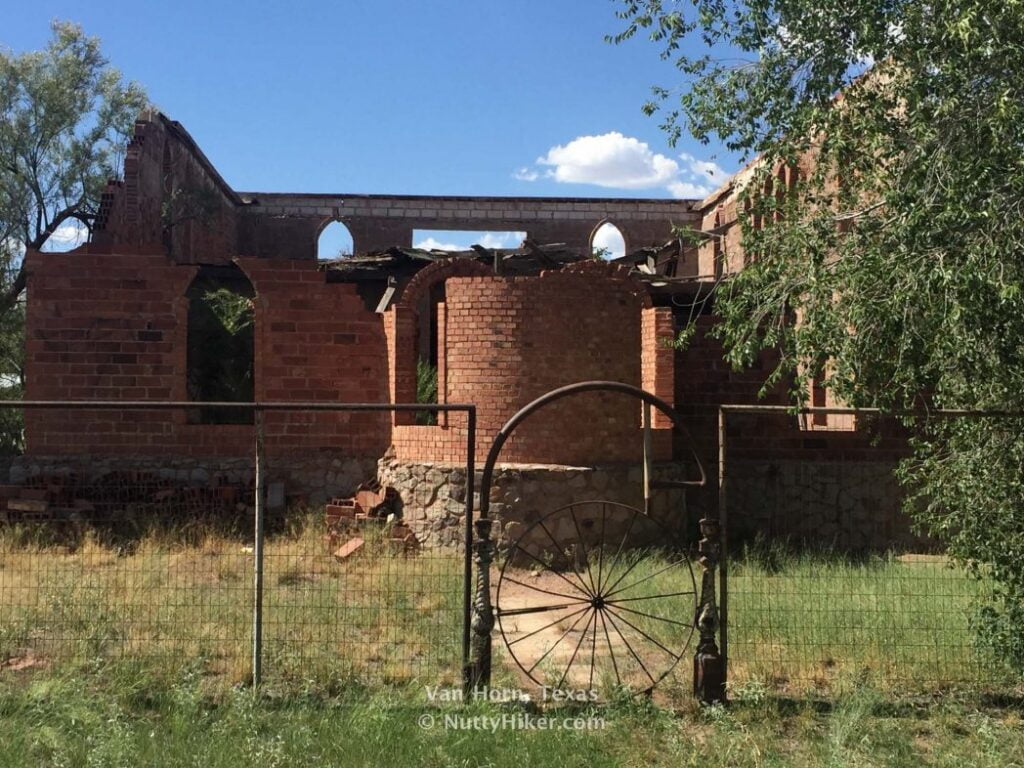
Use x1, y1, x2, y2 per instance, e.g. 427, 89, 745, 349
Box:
693, 515, 725, 703
478, 380, 709, 700
478, 380, 706, 520
465, 518, 495, 693
718, 406, 729, 692
462, 407, 476, 683
642, 402, 653, 516
719, 404, 1024, 418
711, 402, 1024, 697
495, 501, 699, 696
0, 400, 476, 412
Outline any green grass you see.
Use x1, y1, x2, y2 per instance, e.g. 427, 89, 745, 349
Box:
0, 664, 1023, 767
497, 537, 1016, 699
4, 522, 1013, 696
725, 544, 1016, 695
3, 523, 1024, 765
0, 516, 463, 693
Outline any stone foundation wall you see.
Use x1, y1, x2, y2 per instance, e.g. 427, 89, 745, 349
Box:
9, 454, 378, 507
726, 460, 928, 551
378, 458, 689, 550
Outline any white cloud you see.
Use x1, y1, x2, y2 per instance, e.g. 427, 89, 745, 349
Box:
592, 223, 625, 260
478, 232, 525, 249
414, 231, 525, 251
680, 153, 726, 186
518, 132, 729, 200
537, 132, 680, 189
667, 180, 712, 199
414, 236, 468, 251
41, 220, 88, 252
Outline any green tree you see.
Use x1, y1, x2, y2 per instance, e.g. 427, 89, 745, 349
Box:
0, 21, 147, 313
613, 0, 1024, 670
0, 21, 145, 452
0, 238, 23, 454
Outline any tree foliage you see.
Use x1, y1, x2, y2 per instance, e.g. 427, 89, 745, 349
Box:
613, 0, 1024, 670
0, 21, 145, 452
186, 283, 255, 425
0, 21, 147, 313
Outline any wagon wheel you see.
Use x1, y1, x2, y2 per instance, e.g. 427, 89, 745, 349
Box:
495, 501, 698, 698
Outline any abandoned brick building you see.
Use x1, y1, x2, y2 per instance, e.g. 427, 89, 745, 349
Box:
16, 111, 913, 549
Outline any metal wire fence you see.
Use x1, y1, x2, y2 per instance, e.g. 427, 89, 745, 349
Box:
258, 493, 465, 689
719, 406, 1019, 696
0, 402, 474, 693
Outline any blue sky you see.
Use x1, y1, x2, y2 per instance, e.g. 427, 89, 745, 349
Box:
6, 0, 738, 256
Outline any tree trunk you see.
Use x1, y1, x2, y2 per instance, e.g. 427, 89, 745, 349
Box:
0, 264, 27, 319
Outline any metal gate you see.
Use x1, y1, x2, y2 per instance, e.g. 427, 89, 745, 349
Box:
462, 381, 723, 702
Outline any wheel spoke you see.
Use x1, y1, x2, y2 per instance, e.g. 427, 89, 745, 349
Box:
500, 574, 591, 602
536, 519, 595, 598
605, 558, 691, 601
596, 503, 607, 597
526, 606, 592, 675
603, 604, 680, 661
513, 542, 592, 598
602, 606, 656, 685
604, 601, 693, 628
498, 501, 699, 697
599, 552, 646, 601
598, 605, 620, 686
556, 608, 596, 691
507, 604, 592, 647
597, 511, 638, 594
605, 589, 696, 606
589, 602, 599, 691
568, 506, 599, 597
499, 600, 589, 617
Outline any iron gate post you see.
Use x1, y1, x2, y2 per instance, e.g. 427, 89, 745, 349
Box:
694, 514, 726, 704
464, 517, 496, 694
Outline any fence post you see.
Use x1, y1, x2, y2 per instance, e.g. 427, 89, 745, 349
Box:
642, 402, 652, 516
461, 408, 476, 685
252, 409, 265, 690
718, 406, 728, 691
694, 403, 726, 708
464, 517, 495, 694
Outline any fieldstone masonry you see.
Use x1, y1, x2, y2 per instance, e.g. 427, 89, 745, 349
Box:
726, 460, 928, 551
378, 458, 688, 550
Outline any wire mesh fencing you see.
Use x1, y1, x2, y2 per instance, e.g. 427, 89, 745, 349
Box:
259, 437, 468, 690
0, 402, 473, 694
719, 407, 1019, 696
0, 439, 256, 687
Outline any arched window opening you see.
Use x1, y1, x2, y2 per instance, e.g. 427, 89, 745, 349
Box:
186, 264, 255, 424
318, 220, 355, 261
591, 222, 626, 260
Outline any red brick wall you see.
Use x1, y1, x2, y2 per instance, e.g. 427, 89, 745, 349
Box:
641, 306, 676, 457
674, 315, 909, 521
24, 251, 390, 459
391, 261, 672, 465
93, 113, 240, 264
674, 315, 907, 462
238, 258, 390, 456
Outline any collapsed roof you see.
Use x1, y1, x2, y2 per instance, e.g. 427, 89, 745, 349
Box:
320, 237, 706, 311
